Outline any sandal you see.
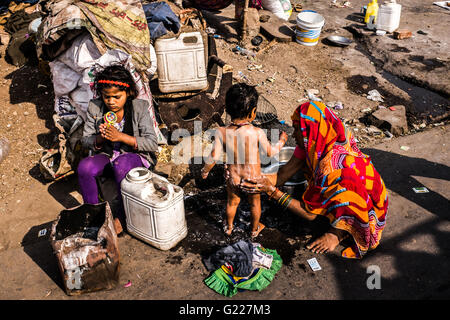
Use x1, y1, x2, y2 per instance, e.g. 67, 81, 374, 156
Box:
251, 223, 265, 239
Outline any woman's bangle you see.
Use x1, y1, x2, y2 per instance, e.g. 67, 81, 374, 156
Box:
282, 195, 293, 211
268, 187, 278, 199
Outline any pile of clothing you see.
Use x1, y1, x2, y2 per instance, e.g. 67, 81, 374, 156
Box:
203, 240, 282, 297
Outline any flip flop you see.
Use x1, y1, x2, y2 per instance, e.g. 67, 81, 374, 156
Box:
251, 223, 265, 239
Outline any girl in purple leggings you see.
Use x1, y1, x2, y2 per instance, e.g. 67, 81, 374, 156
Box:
78, 65, 158, 234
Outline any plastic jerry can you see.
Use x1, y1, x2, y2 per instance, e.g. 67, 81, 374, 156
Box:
364, 0, 379, 24
154, 31, 208, 93
375, 0, 402, 33
121, 167, 187, 250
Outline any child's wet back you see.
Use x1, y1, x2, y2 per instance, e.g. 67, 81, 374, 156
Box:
217, 123, 287, 189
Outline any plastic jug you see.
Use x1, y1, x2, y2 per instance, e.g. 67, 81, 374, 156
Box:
154, 31, 208, 93
121, 167, 187, 250
364, 0, 379, 24
376, 0, 402, 33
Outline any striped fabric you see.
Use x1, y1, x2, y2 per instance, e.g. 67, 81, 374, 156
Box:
291, 101, 388, 258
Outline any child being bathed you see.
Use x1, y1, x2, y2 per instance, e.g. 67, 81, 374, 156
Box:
201, 83, 288, 239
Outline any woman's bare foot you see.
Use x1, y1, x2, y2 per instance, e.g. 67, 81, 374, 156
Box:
306, 229, 347, 254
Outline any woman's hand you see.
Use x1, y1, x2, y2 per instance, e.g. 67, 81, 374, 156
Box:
100, 123, 123, 143
240, 175, 276, 195
280, 131, 288, 144
201, 167, 209, 179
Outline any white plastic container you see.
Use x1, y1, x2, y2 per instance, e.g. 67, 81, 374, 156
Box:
375, 0, 402, 33
155, 31, 207, 93
121, 167, 187, 250
295, 11, 325, 46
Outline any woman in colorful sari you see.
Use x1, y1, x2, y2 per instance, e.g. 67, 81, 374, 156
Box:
240, 101, 389, 259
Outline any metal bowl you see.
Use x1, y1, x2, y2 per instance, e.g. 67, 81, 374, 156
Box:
261, 162, 307, 186
325, 35, 353, 47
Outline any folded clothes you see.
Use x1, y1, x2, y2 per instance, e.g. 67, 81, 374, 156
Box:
204, 245, 282, 297
203, 240, 254, 277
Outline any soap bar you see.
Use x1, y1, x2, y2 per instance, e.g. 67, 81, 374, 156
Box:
394, 29, 412, 40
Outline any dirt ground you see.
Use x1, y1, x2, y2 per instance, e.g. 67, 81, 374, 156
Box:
0, 0, 449, 306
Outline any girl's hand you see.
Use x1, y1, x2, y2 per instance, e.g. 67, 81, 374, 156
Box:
100, 124, 123, 142
240, 175, 275, 194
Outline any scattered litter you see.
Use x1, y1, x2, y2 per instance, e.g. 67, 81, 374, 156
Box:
417, 30, 429, 35
327, 101, 344, 110
306, 89, 321, 101
124, 280, 132, 288
361, 107, 372, 113
279, 120, 286, 124
292, 3, 303, 11
413, 187, 429, 193
400, 145, 410, 151
334, 101, 344, 110
389, 106, 396, 111
377, 105, 386, 109
234, 45, 256, 57
433, 2, 450, 11
376, 30, 386, 36
384, 131, 394, 139
44, 290, 52, 298
247, 64, 263, 71
307, 258, 322, 271
38, 229, 47, 237
205, 27, 216, 34
366, 89, 384, 102
331, 0, 352, 8
237, 71, 250, 82
266, 72, 277, 83
37, 84, 47, 89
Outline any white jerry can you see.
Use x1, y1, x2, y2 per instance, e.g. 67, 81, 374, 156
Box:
121, 167, 187, 250
154, 31, 208, 93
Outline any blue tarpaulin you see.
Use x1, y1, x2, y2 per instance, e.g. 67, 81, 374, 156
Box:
143, 1, 180, 40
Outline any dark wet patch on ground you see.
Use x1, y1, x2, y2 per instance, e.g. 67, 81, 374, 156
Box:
388, 44, 411, 53
173, 185, 331, 266
408, 55, 446, 71
346, 74, 411, 108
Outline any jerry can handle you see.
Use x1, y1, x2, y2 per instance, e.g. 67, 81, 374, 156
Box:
152, 176, 174, 202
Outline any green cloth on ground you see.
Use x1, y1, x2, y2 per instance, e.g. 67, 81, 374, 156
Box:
204, 247, 282, 297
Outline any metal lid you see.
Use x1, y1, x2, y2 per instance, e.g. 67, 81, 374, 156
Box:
126, 167, 152, 183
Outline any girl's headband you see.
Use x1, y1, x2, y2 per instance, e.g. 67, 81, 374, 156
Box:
98, 79, 130, 88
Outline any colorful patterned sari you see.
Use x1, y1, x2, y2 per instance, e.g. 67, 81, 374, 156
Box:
291, 101, 388, 258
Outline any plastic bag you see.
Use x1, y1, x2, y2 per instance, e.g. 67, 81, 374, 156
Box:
261, 0, 292, 20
